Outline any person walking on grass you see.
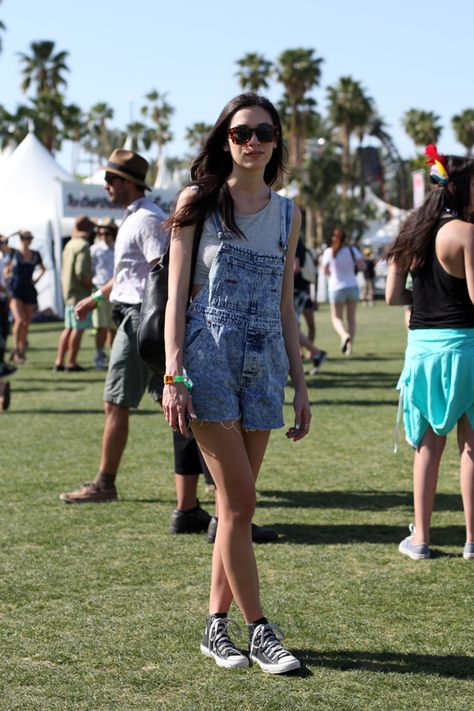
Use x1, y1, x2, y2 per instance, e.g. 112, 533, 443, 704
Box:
386, 145, 474, 561
53, 216, 95, 372
163, 93, 311, 674
59, 150, 210, 530
321, 227, 365, 356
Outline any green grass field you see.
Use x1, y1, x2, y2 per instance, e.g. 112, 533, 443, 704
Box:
1, 303, 473, 711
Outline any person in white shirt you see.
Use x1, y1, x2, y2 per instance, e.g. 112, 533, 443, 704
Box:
59, 150, 169, 504
90, 220, 117, 369
321, 227, 366, 355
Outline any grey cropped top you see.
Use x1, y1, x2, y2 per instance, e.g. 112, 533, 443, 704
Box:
193, 191, 293, 285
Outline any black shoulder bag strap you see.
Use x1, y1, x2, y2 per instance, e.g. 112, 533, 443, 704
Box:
137, 217, 205, 377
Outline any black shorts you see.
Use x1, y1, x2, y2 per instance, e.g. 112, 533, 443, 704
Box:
173, 430, 214, 485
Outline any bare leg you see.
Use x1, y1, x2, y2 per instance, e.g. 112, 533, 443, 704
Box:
412, 427, 446, 544
193, 421, 270, 621
346, 300, 358, 343
107, 329, 116, 348
9, 299, 28, 356
55, 328, 73, 366
175, 473, 200, 510
66, 329, 84, 368
302, 304, 316, 344
97, 401, 129, 477
19, 303, 34, 355
457, 415, 474, 543
329, 302, 349, 341
95, 327, 107, 352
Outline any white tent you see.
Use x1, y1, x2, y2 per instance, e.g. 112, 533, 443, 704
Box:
0, 131, 74, 315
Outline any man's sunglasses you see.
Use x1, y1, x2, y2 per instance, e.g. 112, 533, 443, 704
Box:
227, 123, 278, 145
105, 173, 124, 185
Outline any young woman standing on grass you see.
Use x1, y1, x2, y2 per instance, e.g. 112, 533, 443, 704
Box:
163, 93, 311, 674
386, 146, 474, 561
5, 230, 45, 364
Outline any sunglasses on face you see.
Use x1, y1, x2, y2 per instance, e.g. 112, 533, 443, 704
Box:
98, 230, 112, 236
104, 173, 124, 185
227, 123, 278, 145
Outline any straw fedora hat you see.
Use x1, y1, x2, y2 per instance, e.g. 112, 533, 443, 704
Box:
101, 149, 151, 190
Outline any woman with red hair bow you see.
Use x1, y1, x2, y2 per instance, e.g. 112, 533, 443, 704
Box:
386, 146, 474, 561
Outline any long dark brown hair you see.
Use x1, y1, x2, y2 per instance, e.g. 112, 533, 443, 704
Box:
163, 93, 286, 236
387, 155, 474, 272
331, 228, 347, 257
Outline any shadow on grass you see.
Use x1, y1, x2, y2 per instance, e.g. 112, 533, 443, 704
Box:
7, 408, 159, 415
269, 523, 466, 547
301, 648, 474, 679
259, 489, 462, 512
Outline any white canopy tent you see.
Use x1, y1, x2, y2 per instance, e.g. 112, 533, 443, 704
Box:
0, 131, 74, 315
0, 133, 179, 316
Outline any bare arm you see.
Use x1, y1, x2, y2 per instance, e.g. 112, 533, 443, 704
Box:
462, 225, 474, 305
280, 206, 311, 441
74, 276, 114, 320
33, 263, 46, 284
162, 189, 196, 436
385, 263, 413, 306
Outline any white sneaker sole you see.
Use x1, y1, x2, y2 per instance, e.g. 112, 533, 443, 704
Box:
200, 643, 249, 669
250, 654, 301, 674
399, 540, 430, 560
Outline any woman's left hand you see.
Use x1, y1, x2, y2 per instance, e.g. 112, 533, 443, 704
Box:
286, 388, 312, 441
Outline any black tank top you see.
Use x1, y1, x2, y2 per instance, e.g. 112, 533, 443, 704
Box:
410, 217, 474, 329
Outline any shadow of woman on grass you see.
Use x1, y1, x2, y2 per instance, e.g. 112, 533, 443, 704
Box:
297, 649, 474, 679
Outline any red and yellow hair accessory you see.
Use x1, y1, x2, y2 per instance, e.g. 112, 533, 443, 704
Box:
425, 144, 449, 186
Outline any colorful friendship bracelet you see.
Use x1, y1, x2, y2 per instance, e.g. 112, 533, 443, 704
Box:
163, 374, 193, 390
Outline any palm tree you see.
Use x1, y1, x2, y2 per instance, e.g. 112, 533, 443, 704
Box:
326, 76, 374, 198
85, 102, 115, 161
18, 40, 69, 96
301, 138, 342, 245
235, 52, 272, 92
140, 90, 174, 166
184, 121, 212, 155
274, 48, 324, 169
452, 109, 474, 157
401, 108, 443, 151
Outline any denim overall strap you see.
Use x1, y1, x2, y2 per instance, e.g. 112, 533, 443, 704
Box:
279, 196, 293, 253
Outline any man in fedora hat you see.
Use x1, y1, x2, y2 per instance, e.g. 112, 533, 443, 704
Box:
59, 149, 172, 504
53, 215, 95, 372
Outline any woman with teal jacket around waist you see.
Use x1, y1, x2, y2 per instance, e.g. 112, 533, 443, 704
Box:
386, 145, 474, 561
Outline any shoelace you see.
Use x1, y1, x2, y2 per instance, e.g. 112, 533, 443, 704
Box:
251, 624, 290, 661
209, 618, 242, 657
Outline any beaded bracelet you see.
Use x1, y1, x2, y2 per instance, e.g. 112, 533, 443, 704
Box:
163, 374, 193, 390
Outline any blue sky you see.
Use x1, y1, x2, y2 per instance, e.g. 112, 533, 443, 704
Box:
1, 0, 473, 173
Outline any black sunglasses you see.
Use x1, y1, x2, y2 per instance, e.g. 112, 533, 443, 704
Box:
227, 123, 278, 145
105, 173, 124, 185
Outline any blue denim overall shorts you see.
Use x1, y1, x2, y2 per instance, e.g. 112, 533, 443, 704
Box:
183, 198, 293, 430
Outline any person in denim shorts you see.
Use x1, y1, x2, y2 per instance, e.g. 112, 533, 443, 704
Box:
163, 93, 311, 674
321, 227, 366, 355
